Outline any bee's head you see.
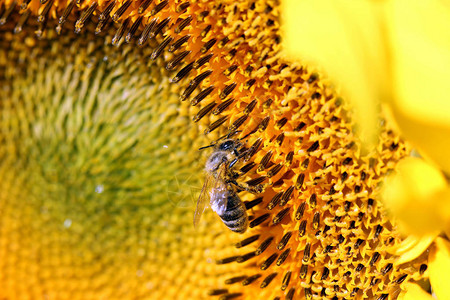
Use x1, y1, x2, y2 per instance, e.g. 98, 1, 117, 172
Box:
217, 139, 241, 152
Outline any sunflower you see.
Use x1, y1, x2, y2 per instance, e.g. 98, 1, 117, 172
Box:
0, 0, 430, 299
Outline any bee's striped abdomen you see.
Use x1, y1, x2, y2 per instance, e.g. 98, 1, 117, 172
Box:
219, 193, 248, 234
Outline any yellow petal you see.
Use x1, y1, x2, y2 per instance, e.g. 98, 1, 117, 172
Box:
282, 0, 389, 146
282, 0, 450, 168
386, 0, 450, 175
390, 234, 436, 265
387, 0, 450, 176
399, 283, 434, 300
429, 237, 450, 300
391, 109, 450, 177
387, 0, 450, 126
382, 157, 449, 236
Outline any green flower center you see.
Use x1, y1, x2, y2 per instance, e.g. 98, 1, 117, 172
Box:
0, 24, 227, 299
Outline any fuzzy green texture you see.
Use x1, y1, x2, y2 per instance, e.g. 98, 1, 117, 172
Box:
0, 24, 233, 299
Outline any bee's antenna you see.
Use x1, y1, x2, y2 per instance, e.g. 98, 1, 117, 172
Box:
199, 133, 228, 150
199, 130, 245, 151
198, 144, 216, 151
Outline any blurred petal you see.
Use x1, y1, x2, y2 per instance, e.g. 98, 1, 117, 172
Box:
282, 0, 389, 146
399, 283, 434, 300
382, 157, 449, 236
283, 0, 450, 164
391, 234, 437, 265
387, 0, 450, 125
391, 109, 450, 177
429, 237, 450, 300
387, 0, 450, 175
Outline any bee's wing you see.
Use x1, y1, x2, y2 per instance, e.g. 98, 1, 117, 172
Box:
210, 164, 229, 215
193, 174, 213, 228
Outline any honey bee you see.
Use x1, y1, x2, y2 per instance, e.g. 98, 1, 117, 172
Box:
194, 138, 252, 234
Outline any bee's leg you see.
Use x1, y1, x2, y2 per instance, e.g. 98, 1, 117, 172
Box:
227, 170, 240, 180
228, 179, 263, 194
228, 157, 239, 169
